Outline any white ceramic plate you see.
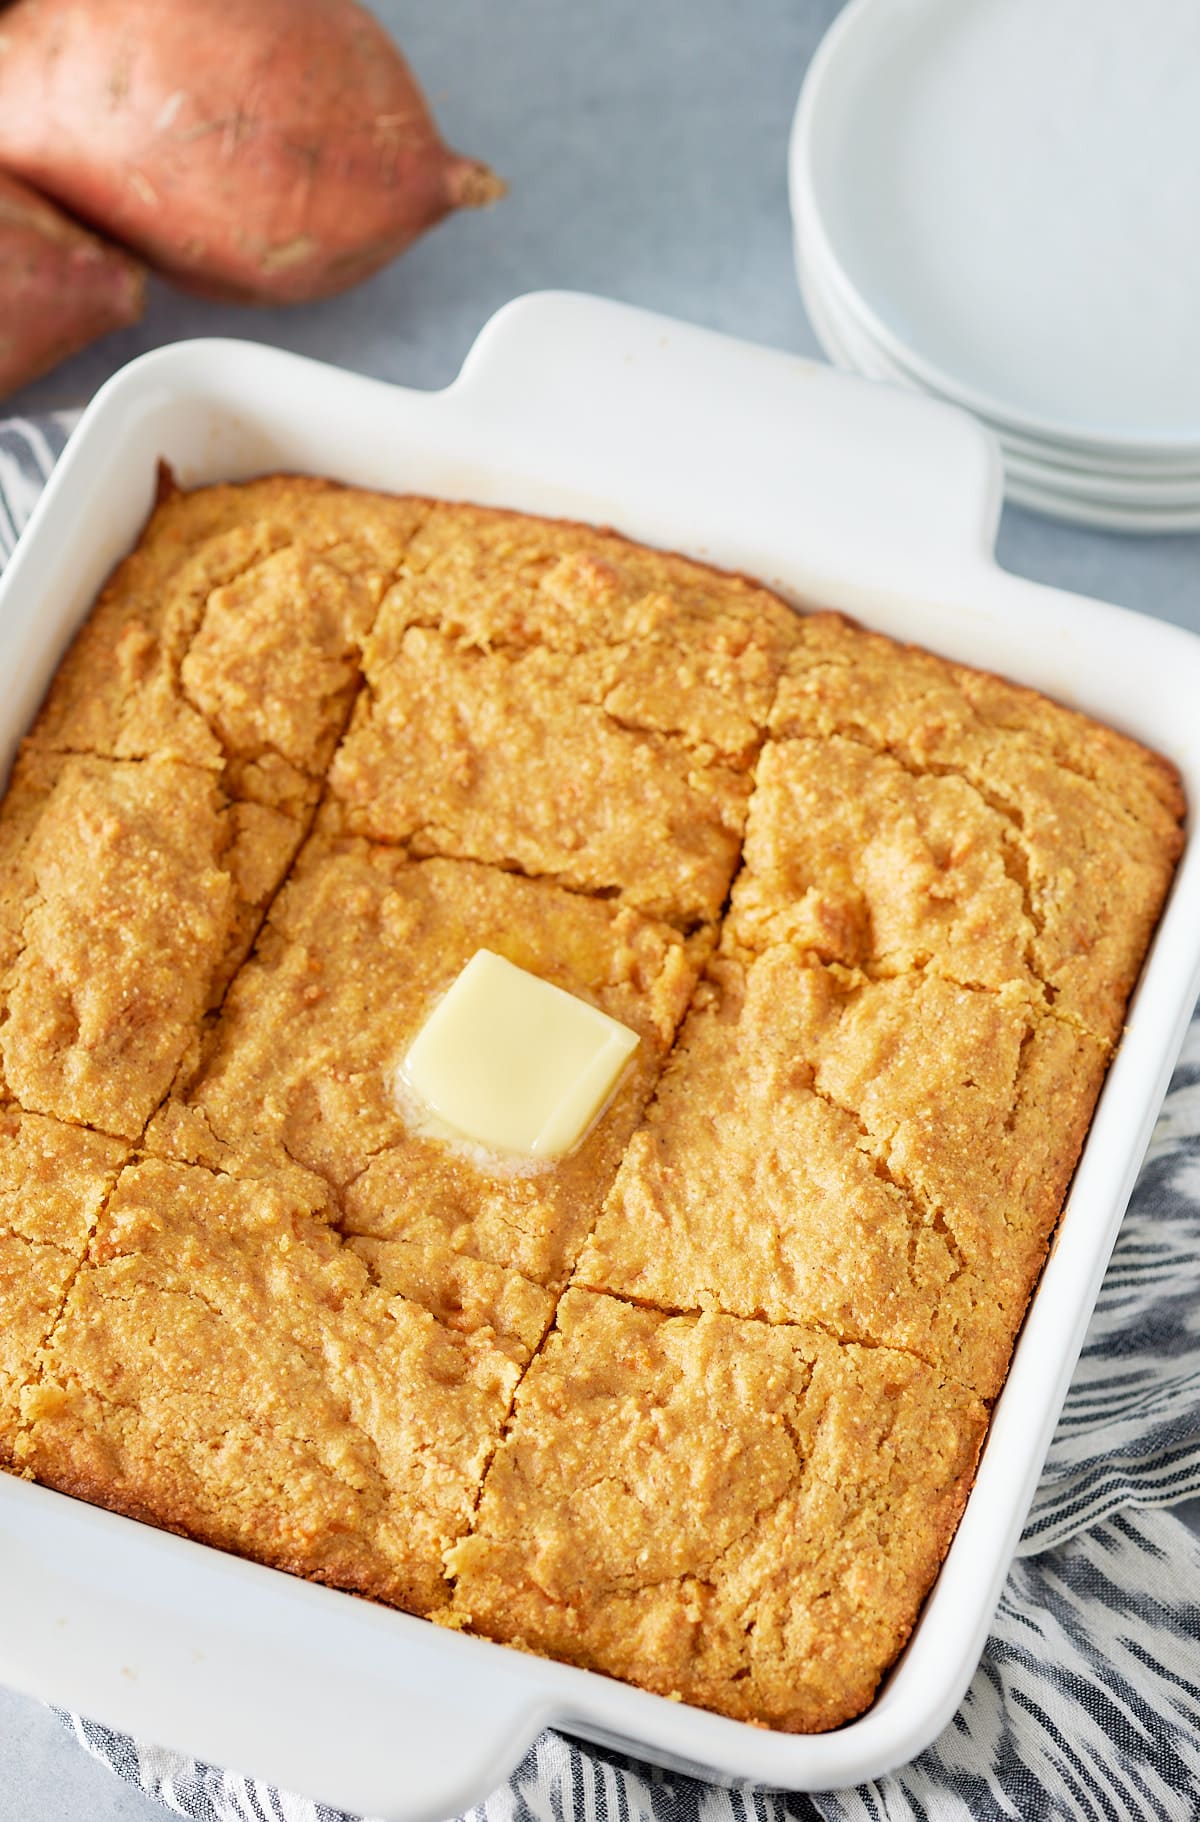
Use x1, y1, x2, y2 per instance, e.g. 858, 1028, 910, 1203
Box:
801, 222, 1200, 481
791, 0, 1200, 456
1003, 473, 1200, 534
1, 294, 1199, 1820
796, 230, 1200, 530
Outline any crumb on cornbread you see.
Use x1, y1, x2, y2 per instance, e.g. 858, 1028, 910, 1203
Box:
448, 1288, 988, 1732
0, 480, 1185, 1736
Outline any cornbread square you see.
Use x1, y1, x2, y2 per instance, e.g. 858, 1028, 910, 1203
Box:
363, 503, 797, 757
577, 947, 1110, 1398
327, 505, 798, 926
727, 735, 1052, 996
18, 1158, 521, 1616
147, 833, 702, 1357
26, 476, 427, 816
771, 615, 1186, 1042
449, 1289, 988, 1732
0, 1109, 126, 1460
0, 749, 308, 1137
328, 631, 753, 927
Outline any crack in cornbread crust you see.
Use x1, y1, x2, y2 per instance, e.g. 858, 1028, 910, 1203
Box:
770, 619, 1185, 1045
330, 632, 754, 928
362, 502, 797, 737
0, 484, 1186, 1735
26, 477, 431, 815
447, 1288, 989, 1732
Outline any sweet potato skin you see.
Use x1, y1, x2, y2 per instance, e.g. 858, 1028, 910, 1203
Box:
0, 0, 503, 305
0, 169, 145, 399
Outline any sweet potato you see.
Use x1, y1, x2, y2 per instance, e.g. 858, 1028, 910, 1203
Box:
0, 0, 504, 305
0, 169, 144, 399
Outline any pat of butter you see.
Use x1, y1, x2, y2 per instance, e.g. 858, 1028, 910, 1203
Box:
402, 950, 639, 1161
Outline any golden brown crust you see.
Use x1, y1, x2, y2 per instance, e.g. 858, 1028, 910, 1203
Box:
328, 632, 753, 927
770, 614, 1185, 1042
0, 1107, 126, 1461
449, 1289, 988, 1731
363, 500, 799, 715
0, 749, 309, 1136
0, 482, 1186, 1734
328, 502, 798, 927
577, 948, 1109, 1399
26, 475, 428, 813
17, 1157, 520, 1615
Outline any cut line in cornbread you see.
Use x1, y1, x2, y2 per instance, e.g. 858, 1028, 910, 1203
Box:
145, 837, 702, 1357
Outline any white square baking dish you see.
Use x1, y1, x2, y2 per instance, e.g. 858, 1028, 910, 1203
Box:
1, 292, 1198, 1820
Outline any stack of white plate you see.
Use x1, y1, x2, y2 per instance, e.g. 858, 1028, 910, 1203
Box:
789, 0, 1200, 533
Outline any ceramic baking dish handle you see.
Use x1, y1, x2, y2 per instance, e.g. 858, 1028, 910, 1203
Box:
0, 1476, 549, 1822
446, 289, 1006, 597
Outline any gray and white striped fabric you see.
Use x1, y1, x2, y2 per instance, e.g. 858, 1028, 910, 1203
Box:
3, 414, 1198, 1822
0, 411, 78, 560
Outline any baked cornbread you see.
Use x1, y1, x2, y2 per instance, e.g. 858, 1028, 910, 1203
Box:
327, 504, 799, 926
447, 1288, 988, 1732
575, 948, 1110, 1398
27, 475, 427, 815
0, 1109, 125, 1461
767, 617, 1182, 1041
0, 478, 1185, 1736
20, 1157, 520, 1615
0, 748, 307, 1133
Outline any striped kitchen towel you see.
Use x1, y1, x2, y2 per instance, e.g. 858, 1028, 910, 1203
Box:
0, 411, 78, 560
2, 414, 1198, 1822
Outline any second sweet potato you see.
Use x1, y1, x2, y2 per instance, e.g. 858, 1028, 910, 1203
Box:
0, 171, 145, 400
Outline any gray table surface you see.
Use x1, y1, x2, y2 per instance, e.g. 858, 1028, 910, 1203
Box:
2, 2, 1198, 1816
